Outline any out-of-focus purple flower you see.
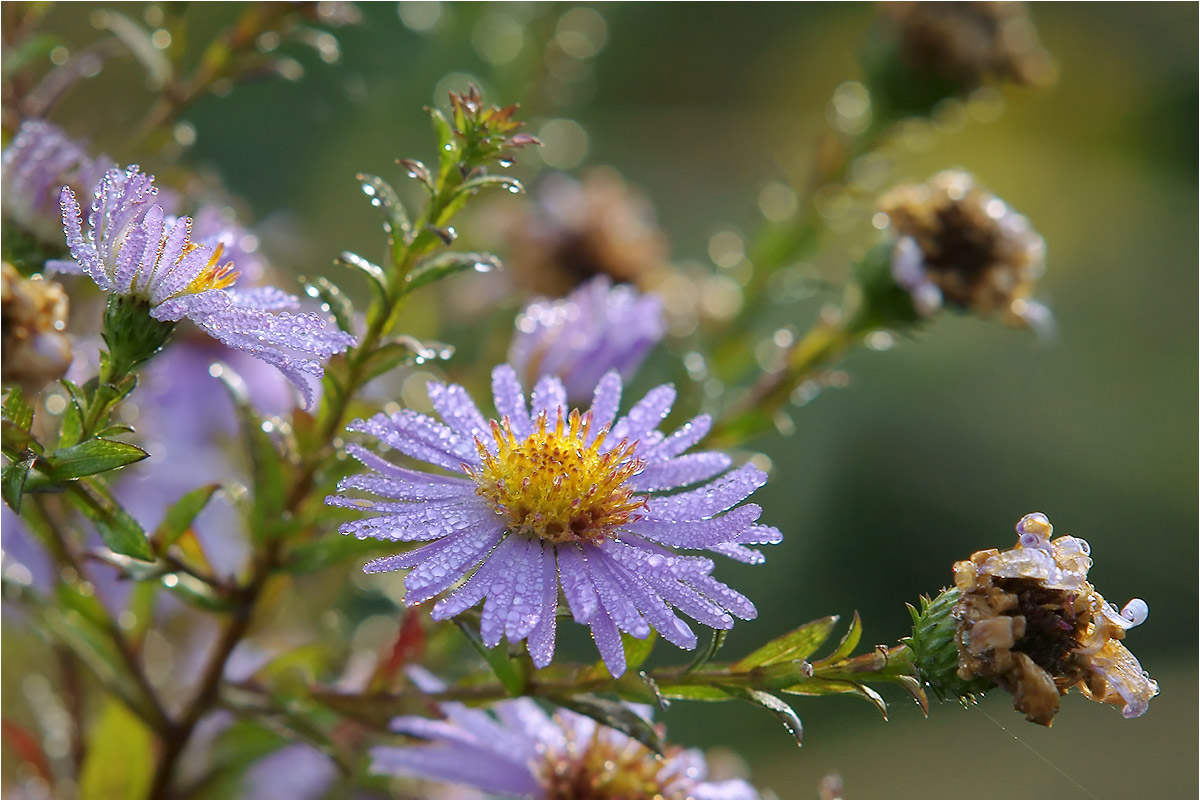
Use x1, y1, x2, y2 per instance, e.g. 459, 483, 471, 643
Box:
49, 165, 355, 406
370, 670, 758, 799
327, 365, 779, 677
189, 203, 268, 284
241, 743, 338, 800
509, 276, 666, 403
0, 119, 114, 242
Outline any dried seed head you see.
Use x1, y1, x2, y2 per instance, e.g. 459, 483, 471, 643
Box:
879, 170, 1051, 333
508, 168, 672, 297
949, 512, 1158, 725
884, 1, 1057, 92
1, 262, 72, 392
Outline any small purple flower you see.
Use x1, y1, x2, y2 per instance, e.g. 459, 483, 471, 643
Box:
49, 165, 355, 407
1, 119, 113, 242
327, 365, 780, 676
370, 669, 758, 799
509, 275, 666, 403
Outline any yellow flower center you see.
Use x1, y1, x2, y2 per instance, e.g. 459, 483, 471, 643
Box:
180, 241, 239, 296
468, 408, 645, 544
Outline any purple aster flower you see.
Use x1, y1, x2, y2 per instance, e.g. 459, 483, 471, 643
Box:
1, 119, 113, 242
327, 365, 780, 677
370, 669, 758, 799
509, 275, 666, 403
48, 165, 355, 406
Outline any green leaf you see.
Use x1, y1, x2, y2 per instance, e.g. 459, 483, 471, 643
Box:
429, 106, 457, 179
622, 631, 657, 672
152, 484, 220, 550
551, 694, 664, 755
454, 619, 526, 696
336, 251, 388, 305
283, 535, 389, 574
58, 395, 85, 449
398, 158, 435, 193
452, 174, 524, 198
684, 627, 728, 673
301, 275, 356, 335
358, 173, 412, 241
2, 456, 33, 512
813, 611, 862, 667
214, 365, 286, 542
162, 572, 235, 612
68, 481, 155, 562
734, 615, 839, 670
658, 684, 733, 701
46, 438, 148, 480
79, 697, 154, 799
722, 687, 803, 746
362, 336, 455, 382
94, 10, 172, 88
404, 251, 501, 294
2, 386, 34, 431
1, 420, 38, 457
781, 678, 889, 719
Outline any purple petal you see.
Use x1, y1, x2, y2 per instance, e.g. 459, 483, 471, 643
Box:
627, 504, 761, 549
643, 464, 767, 521
505, 537, 546, 642
589, 371, 623, 434
431, 535, 521, 620
610, 384, 675, 445
402, 523, 506, 604
556, 543, 599, 623
630, 452, 733, 492
491, 364, 531, 439
428, 381, 490, 444
526, 550, 560, 667
529, 374, 567, 417
369, 745, 540, 796
588, 601, 627, 677
582, 546, 651, 638
641, 414, 712, 462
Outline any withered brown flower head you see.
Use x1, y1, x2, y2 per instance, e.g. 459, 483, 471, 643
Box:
952, 512, 1158, 726
508, 168, 671, 298
879, 170, 1050, 332
1, 262, 72, 393
884, 1, 1057, 91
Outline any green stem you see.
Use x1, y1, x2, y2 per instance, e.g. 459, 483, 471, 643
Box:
709, 312, 858, 447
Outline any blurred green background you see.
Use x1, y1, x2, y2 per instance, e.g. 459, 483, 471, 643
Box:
16, 2, 1199, 798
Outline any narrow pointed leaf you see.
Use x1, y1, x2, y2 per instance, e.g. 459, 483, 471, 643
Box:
337, 251, 388, 304
47, 438, 148, 480
454, 619, 525, 696
151, 482, 222, 551
722, 687, 803, 746
68, 481, 154, 562
358, 173, 412, 240
301, 275, 356, 336
685, 627, 728, 673
551, 694, 664, 755
2, 386, 33, 431
735, 615, 839, 670
404, 252, 501, 294
2, 456, 34, 512
622, 631, 657, 672
813, 611, 862, 667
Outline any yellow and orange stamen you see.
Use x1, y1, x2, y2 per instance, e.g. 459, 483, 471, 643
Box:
466, 408, 645, 544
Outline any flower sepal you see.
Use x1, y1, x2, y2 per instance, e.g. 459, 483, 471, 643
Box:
904, 587, 995, 703
101, 293, 176, 377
